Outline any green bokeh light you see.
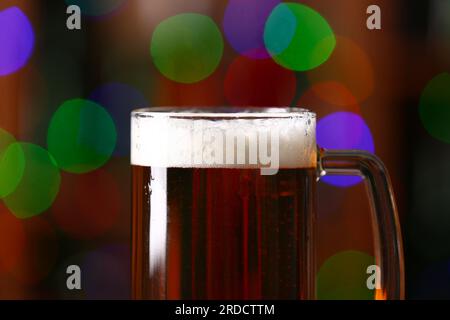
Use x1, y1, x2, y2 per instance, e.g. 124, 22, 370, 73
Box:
264, 3, 335, 71
0, 128, 15, 151
317, 250, 375, 300
47, 99, 117, 174
0, 129, 25, 198
0, 128, 24, 198
419, 73, 450, 144
3, 143, 60, 219
151, 13, 224, 84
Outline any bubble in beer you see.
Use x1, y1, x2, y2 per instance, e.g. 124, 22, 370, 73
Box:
0, 129, 25, 198
151, 13, 224, 84
224, 55, 296, 106
47, 99, 117, 174
64, 0, 127, 16
308, 36, 374, 103
264, 3, 335, 71
0, 7, 34, 76
3, 143, 60, 219
317, 250, 375, 300
223, 0, 281, 59
89, 82, 148, 156
419, 73, 450, 144
317, 112, 375, 187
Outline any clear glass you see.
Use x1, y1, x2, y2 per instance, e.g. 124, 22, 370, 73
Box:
131, 107, 404, 300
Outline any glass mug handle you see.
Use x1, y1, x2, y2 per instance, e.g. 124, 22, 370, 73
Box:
318, 148, 405, 300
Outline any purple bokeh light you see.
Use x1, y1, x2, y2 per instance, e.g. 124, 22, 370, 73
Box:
317, 112, 375, 187
223, 0, 280, 59
89, 82, 148, 157
82, 244, 131, 299
0, 7, 34, 76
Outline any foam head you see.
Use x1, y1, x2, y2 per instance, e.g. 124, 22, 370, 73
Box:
131, 108, 317, 169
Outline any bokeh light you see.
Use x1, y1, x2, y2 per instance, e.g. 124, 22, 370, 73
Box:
89, 82, 148, 157
317, 250, 375, 300
298, 81, 361, 118
0, 204, 25, 273
82, 244, 130, 299
151, 13, 224, 84
52, 169, 121, 239
0, 128, 15, 152
0, 7, 34, 76
308, 36, 374, 103
47, 99, 117, 174
0, 129, 24, 198
154, 71, 225, 106
264, 3, 335, 71
309, 81, 359, 108
223, 0, 280, 59
224, 55, 296, 106
9, 217, 58, 285
419, 73, 450, 144
3, 143, 60, 219
317, 112, 375, 187
64, 0, 127, 17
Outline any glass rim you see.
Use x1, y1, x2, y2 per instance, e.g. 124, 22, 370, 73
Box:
131, 107, 316, 119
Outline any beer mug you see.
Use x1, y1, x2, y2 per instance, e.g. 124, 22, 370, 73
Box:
131, 107, 404, 300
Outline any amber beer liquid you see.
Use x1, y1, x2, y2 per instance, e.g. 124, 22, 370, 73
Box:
131, 108, 317, 299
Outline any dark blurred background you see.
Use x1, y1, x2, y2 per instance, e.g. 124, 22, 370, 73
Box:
0, 0, 449, 299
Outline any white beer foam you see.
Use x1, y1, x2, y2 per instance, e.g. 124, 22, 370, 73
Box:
131, 110, 316, 168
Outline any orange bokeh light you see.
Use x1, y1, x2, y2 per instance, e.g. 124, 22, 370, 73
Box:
307, 36, 374, 104
298, 81, 361, 119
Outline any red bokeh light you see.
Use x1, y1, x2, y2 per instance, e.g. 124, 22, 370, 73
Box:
154, 69, 226, 106
10, 216, 58, 285
224, 55, 296, 106
0, 204, 25, 274
52, 169, 121, 239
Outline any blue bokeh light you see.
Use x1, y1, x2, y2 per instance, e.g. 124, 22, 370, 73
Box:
0, 7, 34, 76
82, 244, 130, 299
317, 112, 375, 187
223, 0, 281, 59
89, 83, 148, 156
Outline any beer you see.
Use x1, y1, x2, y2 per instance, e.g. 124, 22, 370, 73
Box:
131, 108, 317, 299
